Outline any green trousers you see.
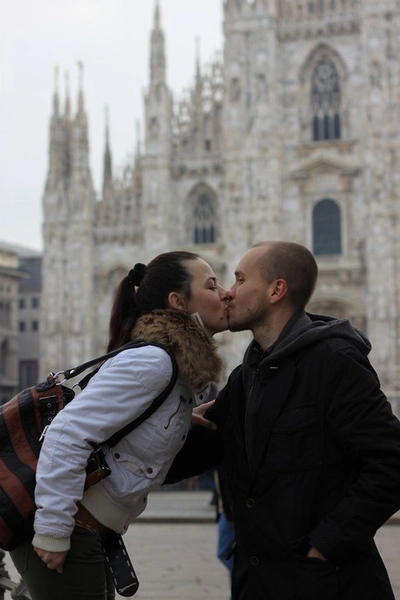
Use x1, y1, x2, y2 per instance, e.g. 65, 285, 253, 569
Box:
10, 527, 115, 600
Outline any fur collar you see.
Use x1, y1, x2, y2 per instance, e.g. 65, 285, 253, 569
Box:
131, 310, 223, 392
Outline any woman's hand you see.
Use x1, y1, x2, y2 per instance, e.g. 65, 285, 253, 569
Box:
34, 547, 68, 573
191, 400, 217, 430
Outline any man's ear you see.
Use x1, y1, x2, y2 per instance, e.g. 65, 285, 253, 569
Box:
269, 279, 288, 304
167, 291, 186, 311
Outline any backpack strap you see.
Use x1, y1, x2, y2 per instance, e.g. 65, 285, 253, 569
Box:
104, 348, 178, 449
62, 341, 150, 381
63, 341, 179, 450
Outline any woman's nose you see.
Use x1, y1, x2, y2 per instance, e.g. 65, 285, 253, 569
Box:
221, 287, 235, 302
218, 286, 229, 302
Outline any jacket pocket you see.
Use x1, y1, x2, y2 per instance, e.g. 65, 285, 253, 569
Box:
295, 556, 340, 600
267, 407, 321, 469
110, 451, 160, 481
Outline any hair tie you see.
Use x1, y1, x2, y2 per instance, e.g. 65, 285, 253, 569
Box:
128, 263, 146, 287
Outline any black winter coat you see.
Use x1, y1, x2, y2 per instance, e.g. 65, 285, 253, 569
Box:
168, 312, 400, 600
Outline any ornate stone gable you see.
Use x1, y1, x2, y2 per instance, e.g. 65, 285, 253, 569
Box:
278, 0, 360, 40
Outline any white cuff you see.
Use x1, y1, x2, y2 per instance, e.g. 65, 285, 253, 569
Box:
32, 533, 70, 553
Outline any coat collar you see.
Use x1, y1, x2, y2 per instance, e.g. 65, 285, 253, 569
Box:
132, 310, 223, 392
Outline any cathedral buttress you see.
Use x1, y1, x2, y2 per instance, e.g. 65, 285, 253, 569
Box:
41, 63, 95, 377
222, 0, 281, 270
359, 0, 400, 392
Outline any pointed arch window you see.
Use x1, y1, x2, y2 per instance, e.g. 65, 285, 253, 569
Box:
194, 194, 215, 244
311, 57, 341, 141
313, 199, 342, 255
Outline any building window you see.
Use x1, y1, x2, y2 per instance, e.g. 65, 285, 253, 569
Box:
19, 298, 25, 309
19, 360, 39, 389
0, 301, 11, 327
313, 198, 342, 255
19, 321, 26, 332
193, 194, 216, 244
0, 339, 7, 376
31, 320, 39, 332
311, 57, 341, 141
31, 297, 39, 309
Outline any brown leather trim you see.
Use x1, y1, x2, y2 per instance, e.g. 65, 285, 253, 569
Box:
0, 457, 36, 519
75, 503, 114, 538
2, 401, 38, 470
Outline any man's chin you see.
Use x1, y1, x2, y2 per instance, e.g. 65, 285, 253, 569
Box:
228, 320, 245, 332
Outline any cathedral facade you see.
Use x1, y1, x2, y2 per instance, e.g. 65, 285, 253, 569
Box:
40, 0, 400, 409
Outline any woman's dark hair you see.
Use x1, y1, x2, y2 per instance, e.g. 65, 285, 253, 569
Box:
107, 251, 200, 351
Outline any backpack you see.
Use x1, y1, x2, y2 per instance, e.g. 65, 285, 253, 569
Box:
0, 341, 177, 550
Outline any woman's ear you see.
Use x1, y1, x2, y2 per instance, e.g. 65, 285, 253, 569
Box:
167, 291, 187, 311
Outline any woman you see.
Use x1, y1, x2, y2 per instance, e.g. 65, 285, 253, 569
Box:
10, 250, 227, 600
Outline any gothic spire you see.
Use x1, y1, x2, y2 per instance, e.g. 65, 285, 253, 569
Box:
53, 65, 60, 117
195, 37, 201, 85
77, 60, 85, 115
64, 71, 71, 119
45, 65, 65, 194
69, 62, 91, 192
193, 37, 203, 114
135, 119, 141, 158
144, 0, 173, 156
150, 0, 166, 84
155, 0, 161, 29
102, 105, 113, 199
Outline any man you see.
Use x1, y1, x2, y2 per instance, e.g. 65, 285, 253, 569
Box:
168, 241, 400, 599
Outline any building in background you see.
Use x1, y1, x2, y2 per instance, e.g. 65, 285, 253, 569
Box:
0, 243, 26, 404
18, 254, 42, 389
40, 0, 400, 410
0, 242, 42, 404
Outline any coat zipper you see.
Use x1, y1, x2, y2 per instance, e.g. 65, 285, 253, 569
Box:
164, 395, 186, 429
244, 369, 258, 460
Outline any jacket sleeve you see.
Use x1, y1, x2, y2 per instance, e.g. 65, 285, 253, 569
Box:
164, 376, 234, 484
34, 346, 173, 548
309, 345, 400, 561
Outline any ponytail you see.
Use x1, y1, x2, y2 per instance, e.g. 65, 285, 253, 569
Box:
107, 276, 140, 351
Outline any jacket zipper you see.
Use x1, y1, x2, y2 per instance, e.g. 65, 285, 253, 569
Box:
244, 369, 258, 460
164, 395, 186, 429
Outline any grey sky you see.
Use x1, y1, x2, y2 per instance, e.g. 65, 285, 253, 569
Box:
0, 0, 223, 250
